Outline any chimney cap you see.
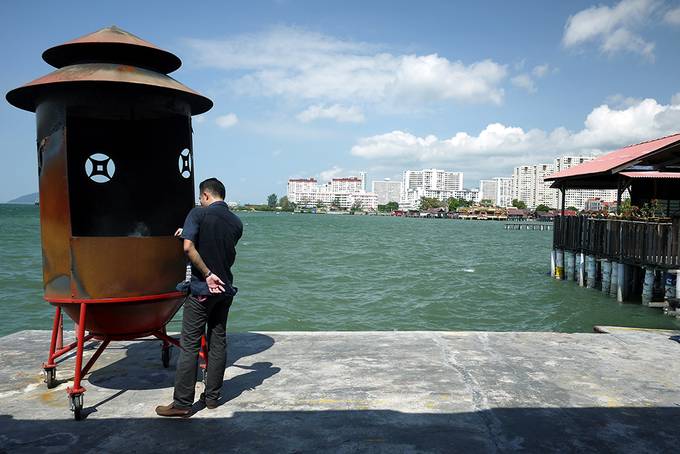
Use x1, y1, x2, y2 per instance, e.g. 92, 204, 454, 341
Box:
42, 25, 182, 74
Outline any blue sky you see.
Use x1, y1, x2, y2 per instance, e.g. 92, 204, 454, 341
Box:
2, 0, 680, 203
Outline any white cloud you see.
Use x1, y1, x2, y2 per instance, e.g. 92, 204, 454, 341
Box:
664, 6, 680, 24
297, 104, 365, 123
511, 64, 553, 94
511, 74, 536, 93
562, 0, 658, 59
184, 26, 508, 107
532, 64, 551, 78
605, 93, 644, 108
319, 166, 344, 181
351, 97, 680, 177
215, 113, 239, 128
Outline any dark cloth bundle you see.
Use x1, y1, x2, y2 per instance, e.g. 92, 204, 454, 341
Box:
176, 276, 238, 297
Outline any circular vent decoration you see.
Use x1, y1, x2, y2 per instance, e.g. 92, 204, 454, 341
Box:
178, 148, 192, 179
85, 153, 116, 183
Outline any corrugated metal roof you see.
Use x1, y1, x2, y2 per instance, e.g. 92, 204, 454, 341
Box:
619, 171, 680, 179
545, 133, 680, 181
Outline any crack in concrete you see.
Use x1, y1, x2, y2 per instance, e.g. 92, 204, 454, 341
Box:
429, 332, 512, 453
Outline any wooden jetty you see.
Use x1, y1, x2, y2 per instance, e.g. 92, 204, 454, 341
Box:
554, 216, 679, 268
545, 134, 680, 311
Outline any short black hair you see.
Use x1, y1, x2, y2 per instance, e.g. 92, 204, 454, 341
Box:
199, 178, 226, 199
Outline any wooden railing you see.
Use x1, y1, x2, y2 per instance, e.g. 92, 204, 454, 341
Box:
553, 216, 680, 267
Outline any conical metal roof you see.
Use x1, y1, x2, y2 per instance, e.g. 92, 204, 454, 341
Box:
42, 26, 182, 73
6, 26, 213, 114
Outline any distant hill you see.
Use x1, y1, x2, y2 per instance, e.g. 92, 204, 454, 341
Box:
7, 192, 38, 204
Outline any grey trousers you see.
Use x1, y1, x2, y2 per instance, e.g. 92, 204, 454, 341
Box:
173, 294, 232, 408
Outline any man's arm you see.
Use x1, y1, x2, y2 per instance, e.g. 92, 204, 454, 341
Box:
183, 239, 225, 293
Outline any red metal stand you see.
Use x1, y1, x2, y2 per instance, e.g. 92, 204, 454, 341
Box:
44, 304, 209, 420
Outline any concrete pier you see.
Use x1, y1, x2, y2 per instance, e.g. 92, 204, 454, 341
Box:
578, 252, 586, 287
1, 329, 680, 453
565, 251, 576, 282
600, 259, 611, 294
555, 249, 564, 280
609, 261, 619, 297
586, 255, 597, 289
642, 267, 655, 305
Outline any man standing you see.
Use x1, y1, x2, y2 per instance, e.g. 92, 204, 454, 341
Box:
156, 178, 243, 417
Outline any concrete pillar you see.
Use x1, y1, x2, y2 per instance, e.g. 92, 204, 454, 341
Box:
617, 263, 633, 303
586, 255, 597, 289
565, 251, 576, 282
555, 250, 564, 280
550, 250, 556, 278
664, 271, 677, 300
578, 253, 586, 287
641, 267, 655, 305
609, 261, 619, 298
600, 260, 611, 295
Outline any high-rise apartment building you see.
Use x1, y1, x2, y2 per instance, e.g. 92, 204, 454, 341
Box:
359, 171, 367, 191
494, 177, 513, 207
287, 173, 377, 210
372, 179, 402, 205
331, 177, 363, 193
400, 168, 464, 209
511, 156, 618, 210
287, 178, 319, 206
478, 177, 513, 207
479, 179, 498, 204
512, 164, 557, 208
552, 156, 617, 209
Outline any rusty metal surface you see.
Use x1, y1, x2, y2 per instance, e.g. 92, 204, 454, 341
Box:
7, 63, 212, 114
37, 125, 73, 299
60, 25, 165, 49
60, 296, 185, 336
69, 236, 186, 299
42, 26, 181, 73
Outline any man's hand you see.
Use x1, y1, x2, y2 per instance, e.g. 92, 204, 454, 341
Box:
206, 274, 226, 293
174, 228, 183, 237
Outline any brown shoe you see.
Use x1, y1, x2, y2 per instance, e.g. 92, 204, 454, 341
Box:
155, 402, 191, 417
200, 392, 219, 409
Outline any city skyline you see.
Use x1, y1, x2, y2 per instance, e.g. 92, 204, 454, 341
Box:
2, 1, 680, 203
286, 152, 620, 211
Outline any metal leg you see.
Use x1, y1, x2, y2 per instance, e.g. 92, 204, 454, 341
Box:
67, 303, 87, 421
81, 338, 110, 377
69, 303, 87, 396
45, 306, 61, 369
43, 306, 61, 388
57, 310, 63, 350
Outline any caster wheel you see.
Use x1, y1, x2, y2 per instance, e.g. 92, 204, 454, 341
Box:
44, 368, 57, 389
69, 394, 84, 421
162, 346, 171, 368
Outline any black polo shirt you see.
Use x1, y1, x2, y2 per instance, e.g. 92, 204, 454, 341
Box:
181, 201, 243, 285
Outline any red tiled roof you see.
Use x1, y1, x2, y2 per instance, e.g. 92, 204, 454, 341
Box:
332, 178, 361, 182
619, 171, 680, 179
545, 133, 680, 181
289, 178, 317, 182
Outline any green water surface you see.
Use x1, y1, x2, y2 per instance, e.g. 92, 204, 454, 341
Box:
1, 204, 677, 336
